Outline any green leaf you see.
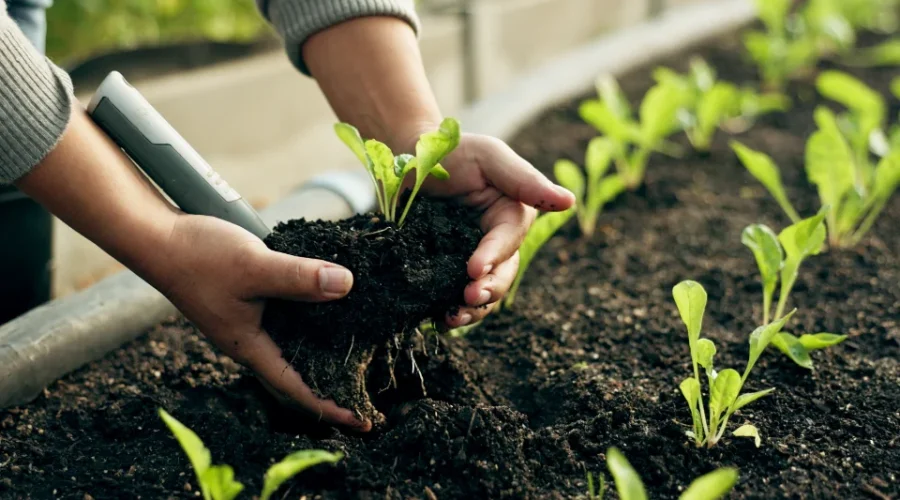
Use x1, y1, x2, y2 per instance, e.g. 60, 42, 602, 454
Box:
695, 82, 738, 149
606, 448, 648, 500
680, 378, 703, 442
747, 311, 797, 377
872, 151, 900, 202
689, 57, 717, 92
771, 332, 814, 369
755, 0, 791, 33
640, 81, 686, 143
585, 137, 615, 188
696, 339, 717, 375
807, 108, 860, 216
398, 118, 460, 226
579, 100, 640, 143
334, 123, 372, 172
366, 140, 399, 192
817, 71, 885, 125
554, 159, 586, 203
505, 209, 576, 307
709, 369, 741, 423
733, 424, 762, 448
731, 388, 775, 413
798, 333, 848, 350
431, 164, 450, 180
596, 74, 632, 121
678, 467, 739, 500
260, 450, 343, 500
851, 39, 900, 67
741, 224, 784, 317
777, 209, 827, 300
159, 409, 213, 500
672, 280, 708, 349
202, 466, 244, 500
393, 153, 416, 178
731, 141, 800, 222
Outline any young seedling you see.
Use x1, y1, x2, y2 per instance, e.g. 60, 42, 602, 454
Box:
334, 118, 459, 226
652, 58, 790, 151
554, 137, 626, 236
159, 409, 342, 500
592, 447, 737, 500
504, 208, 575, 308
731, 110, 900, 248
674, 280, 795, 448
579, 75, 685, 190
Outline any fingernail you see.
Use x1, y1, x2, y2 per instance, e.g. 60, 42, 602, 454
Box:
457, 313, 472, 326
477, 289, 491, 305
319, 266, 353, 295
554, 185, 574, 198
481, 264, 493, 277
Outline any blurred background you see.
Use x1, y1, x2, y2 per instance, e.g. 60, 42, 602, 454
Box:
15, 0, 710, 303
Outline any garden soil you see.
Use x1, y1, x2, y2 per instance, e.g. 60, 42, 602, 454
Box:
1, 34, 898, 499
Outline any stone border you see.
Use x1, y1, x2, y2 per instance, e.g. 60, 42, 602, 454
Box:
0, 0, 755, 409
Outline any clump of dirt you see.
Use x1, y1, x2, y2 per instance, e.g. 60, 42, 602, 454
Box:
262, 195, 482, 423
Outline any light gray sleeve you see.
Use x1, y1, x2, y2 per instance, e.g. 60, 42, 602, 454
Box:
0, 3, 74, 184
256, 0, 420, 74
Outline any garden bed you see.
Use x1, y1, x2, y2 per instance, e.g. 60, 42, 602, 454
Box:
2, 32, 899, 499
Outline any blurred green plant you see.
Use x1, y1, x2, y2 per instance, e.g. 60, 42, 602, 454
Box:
46, 0, 268, 64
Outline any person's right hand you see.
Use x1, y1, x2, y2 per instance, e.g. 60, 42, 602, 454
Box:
152, 213, 372, 432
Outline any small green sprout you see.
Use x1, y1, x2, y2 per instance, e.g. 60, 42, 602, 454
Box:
732, 86, 900, 248
674, 280, 794, 448
334, 118, 459, 226
579, 75, 685, 190
159, 409, 342, 500
554, 137, 626, 236
652, 58, 789, 151
849, 39, 900, 67
591, 447, 737, 500
504, 208, 575, 308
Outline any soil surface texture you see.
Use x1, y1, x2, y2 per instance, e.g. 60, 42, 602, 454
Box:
1, 34, 899, 500
262, 196, 481, 423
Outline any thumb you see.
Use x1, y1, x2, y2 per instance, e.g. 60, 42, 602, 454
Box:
243, 246, 354, 301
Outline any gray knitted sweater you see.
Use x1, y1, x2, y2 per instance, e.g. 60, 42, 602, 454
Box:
0, 0, 418, 184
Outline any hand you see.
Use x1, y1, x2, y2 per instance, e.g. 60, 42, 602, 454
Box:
153, 214, 371, 432
403, 131, 576, 327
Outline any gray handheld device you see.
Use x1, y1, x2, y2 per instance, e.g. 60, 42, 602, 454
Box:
87, 71, 271, 240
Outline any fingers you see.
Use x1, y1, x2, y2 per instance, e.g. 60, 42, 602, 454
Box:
473, 135, 575, 211
446, 253, 519, 327
235, 329, 372, 432
241, 245, 354, 302
467, 198, 535, 280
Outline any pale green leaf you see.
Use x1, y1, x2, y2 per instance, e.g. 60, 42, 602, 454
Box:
733, 424, 762, 448
695, 82, 738, 147
731, 141, 800, 222
732, 388, 775, 413
365, 140, 397, 185
816, 71, 884, 120
596, 74, 632, 120
585, 137, 615, 188
554, 160, 586, 203
851, 39, 900, 67
506, 209, 575, 307
872, 151, 900, 202
755, 0, 791, 33
798, 333, 848, 350
709, 369, 741, 422
696, 339, 717, 374
672, 280, 708, 347
587, 175, 626, 216
606, 448, 648, 500
689, 57, 717, 92
678, 467, 739, 500
741, 224, 784, 297
430, 164, 450, 180
202, 466, 244, 500
680, 378, 703, 441
414, 117, 460, 182
333, 122, 371, 172
778, 209, 827, 290
640, 81, 686, 143
260, 450, 343, 500
652, 66, 685, 87
806, 108, 858, 211
159, 409, 212, 500
771, 332, 814, 369
747, 311, 797, 375
393, 153, 416, 178
579, 100, 640, 143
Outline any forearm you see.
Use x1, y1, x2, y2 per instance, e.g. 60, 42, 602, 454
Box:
14, 105, 179, 284
303, 17, 441, 152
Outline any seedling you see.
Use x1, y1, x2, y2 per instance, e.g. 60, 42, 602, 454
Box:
335, 118, 459, 226
674, 280, 794, 448
731, 107, 900, 247
159, 409, 342, 500
504, 208, 575, 308
554, 137, 626, 236
652, 58, 790, 151
588, 447, 737, 500
579, 75, 685, 189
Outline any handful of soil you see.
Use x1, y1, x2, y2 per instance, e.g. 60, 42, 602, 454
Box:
262, 196, 481, 424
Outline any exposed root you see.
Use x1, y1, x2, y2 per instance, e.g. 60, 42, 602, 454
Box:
344, 336, 355, 366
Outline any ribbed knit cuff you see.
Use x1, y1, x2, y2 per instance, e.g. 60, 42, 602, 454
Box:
0, 15, 74, 184
259, 0, 420, 75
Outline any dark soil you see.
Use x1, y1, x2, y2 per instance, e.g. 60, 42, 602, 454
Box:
2, 33, 899, 500
262, 196, 481, 424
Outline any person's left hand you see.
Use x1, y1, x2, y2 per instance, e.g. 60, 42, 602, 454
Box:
403, 131, 575, 328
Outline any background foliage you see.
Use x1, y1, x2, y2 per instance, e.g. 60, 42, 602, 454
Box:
46, 0, 268, 64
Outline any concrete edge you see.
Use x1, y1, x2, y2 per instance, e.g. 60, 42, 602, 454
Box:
0, 0, 755, 409
459, 0, 755, 140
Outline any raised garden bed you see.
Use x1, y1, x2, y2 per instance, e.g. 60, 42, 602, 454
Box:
2, 30, 899, 500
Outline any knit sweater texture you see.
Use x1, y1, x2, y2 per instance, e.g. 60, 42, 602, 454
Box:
0, 0, 418, 184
